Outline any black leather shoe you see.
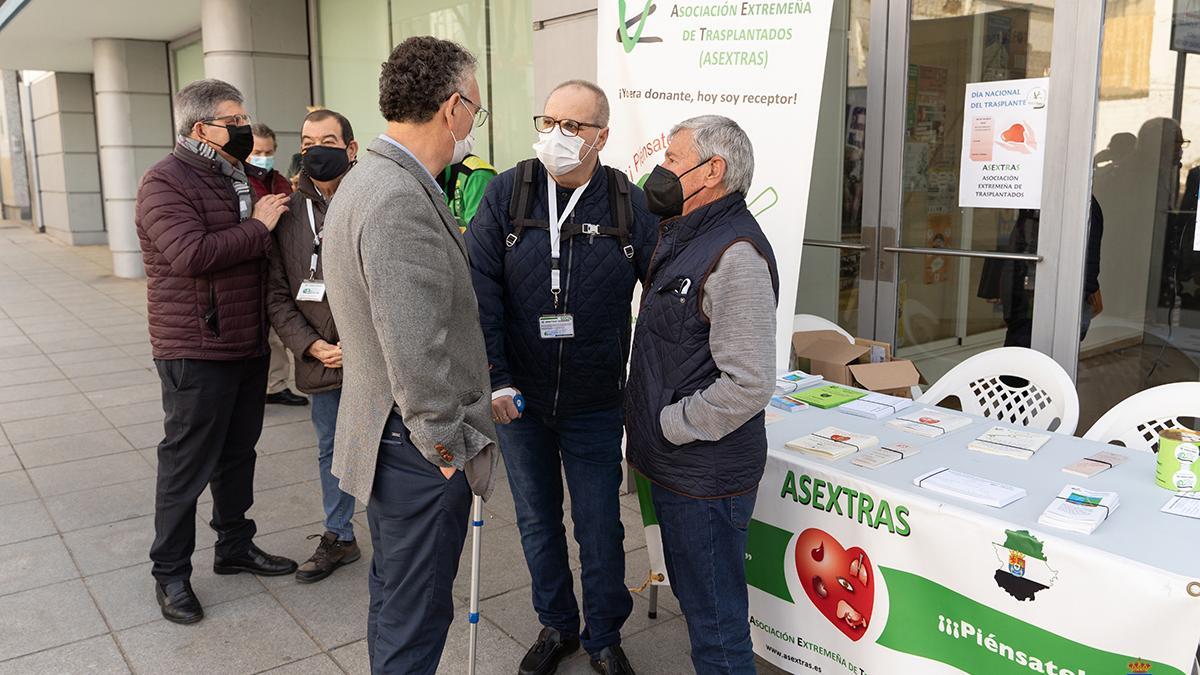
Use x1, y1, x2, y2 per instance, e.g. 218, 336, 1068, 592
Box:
156, 580, 204, 625
213, 544, 298, 576
519, 627, 580, 675
590, 645, 634, 674
266, 388, 308, 406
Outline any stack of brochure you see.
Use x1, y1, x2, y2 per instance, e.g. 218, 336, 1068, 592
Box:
791, 385, 867, 410
785, 426, 878, 460
968, 426, 1051, 460
1037, 486, 1120, 534
775, 370, 825, 395
1062, 450, 1128, 478
839, 392, 914, 420
912, 467, 1026, 507
769, 395, 809, 412
887, 409, 972, 437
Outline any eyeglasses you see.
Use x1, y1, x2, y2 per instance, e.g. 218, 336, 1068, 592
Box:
534, 116, 603, 138
202, 114, 252, 127
1183, 139, 1193, 149
458, 93, 490, 128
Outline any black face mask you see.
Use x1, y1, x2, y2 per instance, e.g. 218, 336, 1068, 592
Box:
643, 161, 708, 218
218, 124, 255, 163
302, 145, 351, 182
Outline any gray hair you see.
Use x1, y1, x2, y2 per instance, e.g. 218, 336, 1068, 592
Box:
174, 79, 245, 136
548, 80, 610, 127
668, 115, 754, 195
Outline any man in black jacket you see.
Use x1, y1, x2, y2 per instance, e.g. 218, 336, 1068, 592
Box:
465, 80, 656, 675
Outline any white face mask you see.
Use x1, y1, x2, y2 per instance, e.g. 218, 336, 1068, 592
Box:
533, 127, 595, 176
450, 99, 476, 164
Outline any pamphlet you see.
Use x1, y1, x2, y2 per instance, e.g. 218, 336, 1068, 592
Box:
968, 426, 1051, 460
791, 385, 867, 410
1037, 485, 1120, 534
1062, 450, 1129, 478
1161, 493, 1200, 520
775, 370, 825, 395
769, 395, 809, 412
785, 426, 879, 460
852, 442, 919, 469
912, 467, 1026, 507
888, 409, 973, 437
838, 392, 914, 420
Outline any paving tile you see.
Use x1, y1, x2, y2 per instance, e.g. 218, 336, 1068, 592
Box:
439, 616, 532, 674
30, 334, 115, 355
0, 366, 65, 388
14, 429, 134, 469
0, 335, 32, 349
453, 522, 532, 604
608, 614, 694, 673
84, 383, 161, 409
99, 400, 163, 427
47, 346, 127, 367
256, 654, 344, 675
0, 579, 108, 661
328, 639, 368, 674
72, 367, 159, 393
61, 514, 157, 576
101, 325, 149, 346
256, 447, 321, 492
0, 535, 79, 596
263, 402, 315, 428
14, 317, 87, 334
27, 450, 153, 498
42, 477, 157, 533
0, 499, 57, 546
0, 471, 37, 506
118, 342, 154, 359
0, 445, 18, 474
118, 421, 163, 450
0, 392, 94, 424
115, 593, 321, 674
0, 379, 76, 405
0, 634, 129, 675
58, 358, 147, 379
86, 549, 264, 631
1, 409, 112, 445
0, 353, 52, 373
80, 311, 146, 329
271, 536, 372, 649
246, 481, 328, 536
258, 420, 319, 455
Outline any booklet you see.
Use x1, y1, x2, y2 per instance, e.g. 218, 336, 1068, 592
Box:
838, 392, 914, 420
888, 409, 973, 437
1037, 485, 1120, 534
912, 467, 1026, 507
769, 395, 809, 412
851, 442, 920, 469
1062, 450, 1129, 478
1161, 493, 1200, 520
775, 370, 825, 395
967, 426, 1051, 460
791, 385, 867, 410
785, 426, 878, 460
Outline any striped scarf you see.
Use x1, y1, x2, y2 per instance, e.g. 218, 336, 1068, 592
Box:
177, 136, 254, 221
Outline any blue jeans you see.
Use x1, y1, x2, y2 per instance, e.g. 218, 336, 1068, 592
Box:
651, 483, 758, 675
497, 405, 632, 655
310, 388, 355, 541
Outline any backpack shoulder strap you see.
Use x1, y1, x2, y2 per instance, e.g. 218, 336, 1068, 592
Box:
605, 166, 636, 263
506, 159, 541, 250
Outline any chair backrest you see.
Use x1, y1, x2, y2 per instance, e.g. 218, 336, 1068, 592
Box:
917, 347, 1080, 435
792, 314, 853, 343
1082, 382, 1200, 453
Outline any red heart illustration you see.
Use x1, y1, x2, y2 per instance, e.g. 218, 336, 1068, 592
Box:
1001, 124, 1025, 143
795, 528, 874, 641
831, 434, 850, 442
919, 417, 939, 424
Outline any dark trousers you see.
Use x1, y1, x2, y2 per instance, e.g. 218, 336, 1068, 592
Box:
651, 483, 758, 675
367, 412, 471, 675
496, 406, 631, 654
149, 356, 268, 584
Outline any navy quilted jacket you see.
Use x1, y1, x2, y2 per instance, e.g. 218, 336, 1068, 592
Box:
465, 161, 658, 417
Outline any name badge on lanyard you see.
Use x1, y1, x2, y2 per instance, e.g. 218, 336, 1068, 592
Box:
543, 174, 588, 338
296, 198, 327, 302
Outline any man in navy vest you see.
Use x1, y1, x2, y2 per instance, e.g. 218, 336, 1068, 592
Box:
625, 115, 778, 675
465, 80, 657, 675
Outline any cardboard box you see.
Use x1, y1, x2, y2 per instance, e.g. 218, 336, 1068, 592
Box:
791, 330, 923, 398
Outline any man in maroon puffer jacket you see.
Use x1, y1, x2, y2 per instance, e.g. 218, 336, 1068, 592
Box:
135, 78, 298, 626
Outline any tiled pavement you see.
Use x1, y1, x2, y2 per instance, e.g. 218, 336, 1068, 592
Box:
0, 223, 786, 675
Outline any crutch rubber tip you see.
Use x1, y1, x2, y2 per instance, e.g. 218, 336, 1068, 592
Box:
647, 611, 657, 619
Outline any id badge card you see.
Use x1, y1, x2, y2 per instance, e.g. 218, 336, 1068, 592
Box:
297, 279, 327, 302
539, 314, 575, 339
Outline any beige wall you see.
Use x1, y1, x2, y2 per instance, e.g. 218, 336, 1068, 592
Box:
532, 0, 597, 105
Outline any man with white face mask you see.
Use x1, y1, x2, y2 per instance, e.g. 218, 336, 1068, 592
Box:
465, 80, 657, 675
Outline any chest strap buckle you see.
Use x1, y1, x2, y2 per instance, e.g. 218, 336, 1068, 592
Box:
505, 233, 519, 249
623, 244, 635, 260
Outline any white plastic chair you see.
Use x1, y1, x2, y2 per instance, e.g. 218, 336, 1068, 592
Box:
917, 347, 1080, 435
792, 313, 853, 343
1082, 382, 1200, 453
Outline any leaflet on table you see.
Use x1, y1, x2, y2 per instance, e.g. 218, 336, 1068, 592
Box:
1062, 450, 1129, 477
1161, 493, 1200, 519
912, 467, 1026, 507
774, 370, 824, 395
851, 442, 920, 469
790, 384, 867, 409
785, 426, 878, 460
769, 395, 809, 412
837, 392, 914, 420
1037, 485, 1120, 534
967, 426, 1050, 460
887, 408, 972, 437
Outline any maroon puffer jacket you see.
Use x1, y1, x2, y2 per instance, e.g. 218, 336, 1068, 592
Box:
135, 144, 273, 360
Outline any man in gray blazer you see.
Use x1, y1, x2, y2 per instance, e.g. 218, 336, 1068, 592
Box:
321, 36, 498, 674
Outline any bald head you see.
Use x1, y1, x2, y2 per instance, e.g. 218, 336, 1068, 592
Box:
545, 80, 610, 128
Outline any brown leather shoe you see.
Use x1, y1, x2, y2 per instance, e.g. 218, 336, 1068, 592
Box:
295, 532, 361, 584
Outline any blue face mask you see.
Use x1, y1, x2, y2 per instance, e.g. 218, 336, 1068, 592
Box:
247, 154, 275, 172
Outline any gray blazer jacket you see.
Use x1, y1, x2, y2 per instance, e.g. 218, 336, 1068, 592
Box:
322, 136, 498, 503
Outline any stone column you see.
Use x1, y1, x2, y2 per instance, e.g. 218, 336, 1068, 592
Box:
92, 38, 173, 279
201, 0, 310, 160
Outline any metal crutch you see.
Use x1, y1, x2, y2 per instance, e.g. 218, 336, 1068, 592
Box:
467, 494, 484, 675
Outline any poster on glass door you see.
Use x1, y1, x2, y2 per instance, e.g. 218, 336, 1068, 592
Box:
957, 78, 1049, 209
